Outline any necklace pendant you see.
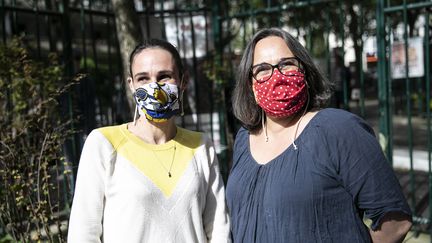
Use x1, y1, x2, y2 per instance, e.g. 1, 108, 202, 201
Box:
168, 172, 172, 177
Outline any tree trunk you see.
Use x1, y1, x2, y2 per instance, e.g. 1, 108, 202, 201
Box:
110, 0, 142, 115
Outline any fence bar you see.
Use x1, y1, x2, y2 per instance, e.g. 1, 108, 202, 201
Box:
220, 0, 335, 20
385, 17, 393, 165
11, 0, 17, 35
277, 5, 282, 27
325, 10, 331, 81
159, 0, 166, 40
1, 5, 119, 17
45, 2, 55, 52
242, 18, 247, 49
80, 0, 87, 70
172, 0, 186, 127
376, 0, 392, 160
2, 4, 60, 16
90, 0, 104, 126
211, 0, 229, 182
251, 10, 256, 34
1, 0, 6, 43
144, 0, 151, 38
189, 11, 201, 131
60, 0, 75, 206
384, 2, 432, 13
425, 10, 432, 238
402, 0, 416, 216
338, 0, 348, 110
359, 3, 365, 117
34, 0, 41, 58
89, 4, 99, 72
137, 7, 209, 15
204, 10, 214, 140
106, 1, 114, 124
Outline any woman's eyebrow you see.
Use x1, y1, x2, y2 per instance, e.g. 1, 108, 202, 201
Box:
251, 62, 268, 69
157, 70, 175, 75
134, 72, 148, 79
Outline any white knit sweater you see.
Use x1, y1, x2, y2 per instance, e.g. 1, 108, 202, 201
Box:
67, 124, 231, 243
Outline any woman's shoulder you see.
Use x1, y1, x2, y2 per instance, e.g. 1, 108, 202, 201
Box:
314, 108, 366, 127
177, 127, 208, 149
177, 126, 204, 139
96, 124, 125, 139
86, 124, 127, 150
235, 126, 249, 139
315, 108, 358, 121
311, 108, 375, 137
232, 126, 250, 150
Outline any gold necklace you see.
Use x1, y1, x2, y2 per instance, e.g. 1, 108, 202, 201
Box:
152, 143, 177, 178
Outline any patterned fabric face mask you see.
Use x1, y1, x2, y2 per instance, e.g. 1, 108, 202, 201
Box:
253, 69, 307, 117
133, 82, 180, 122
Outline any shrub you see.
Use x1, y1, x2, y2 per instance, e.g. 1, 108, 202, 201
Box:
0, 38, 80, 242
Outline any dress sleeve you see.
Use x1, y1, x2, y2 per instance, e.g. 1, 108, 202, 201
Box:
202, 136, 232, 243
328, 114, 411, 230
67, 130, 111, 242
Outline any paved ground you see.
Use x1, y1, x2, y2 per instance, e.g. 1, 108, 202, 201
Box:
404, 231, 430, 242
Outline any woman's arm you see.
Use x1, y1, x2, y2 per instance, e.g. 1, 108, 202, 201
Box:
325, 111, 412, 242
202, 137, 231, 243
370, 211, 412, 243
67, 130, 109, 243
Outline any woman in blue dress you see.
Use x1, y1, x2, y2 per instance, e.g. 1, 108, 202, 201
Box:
226, 27, 412, 243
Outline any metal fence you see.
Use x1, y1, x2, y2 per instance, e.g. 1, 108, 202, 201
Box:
1, 0, 432, 239
377, 0, 432, 236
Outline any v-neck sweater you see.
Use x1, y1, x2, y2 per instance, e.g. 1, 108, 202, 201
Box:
68, 124, 231, 243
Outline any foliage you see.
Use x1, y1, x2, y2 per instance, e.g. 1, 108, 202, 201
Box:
0, 38, 80, 242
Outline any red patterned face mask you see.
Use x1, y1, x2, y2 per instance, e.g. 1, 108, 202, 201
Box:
253, 69, 307, 117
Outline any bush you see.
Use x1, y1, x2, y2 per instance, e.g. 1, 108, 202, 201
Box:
0, 38, 80, 242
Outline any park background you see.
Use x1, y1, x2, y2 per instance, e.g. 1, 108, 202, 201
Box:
0, 0, 431, 242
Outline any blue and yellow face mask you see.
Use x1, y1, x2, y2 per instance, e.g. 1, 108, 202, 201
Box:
133, 82, 180, 123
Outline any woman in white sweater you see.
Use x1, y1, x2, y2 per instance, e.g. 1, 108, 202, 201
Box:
67, 39, 231, 243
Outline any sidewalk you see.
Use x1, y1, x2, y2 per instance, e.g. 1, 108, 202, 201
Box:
405, 231, 430, 242
393, 148, 431, 172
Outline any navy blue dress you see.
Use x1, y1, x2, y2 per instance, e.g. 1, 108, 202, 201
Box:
226, 108, 411, 243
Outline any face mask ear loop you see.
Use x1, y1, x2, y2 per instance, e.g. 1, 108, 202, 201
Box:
292, 88, 310, 150
179, 74, 185, 117
262, 109, 268, 142
133, 104, 138, 126
180, 90, 185, 116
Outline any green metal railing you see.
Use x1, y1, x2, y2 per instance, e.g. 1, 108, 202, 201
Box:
377, 0, 432, 237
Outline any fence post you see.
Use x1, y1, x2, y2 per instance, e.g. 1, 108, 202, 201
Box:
60, 0, 77, 205
376, 0, 392, 161
211, 0, 229, 183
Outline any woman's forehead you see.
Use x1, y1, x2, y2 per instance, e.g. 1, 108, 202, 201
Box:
132, 48, 176, 74
253, 36, 294, 65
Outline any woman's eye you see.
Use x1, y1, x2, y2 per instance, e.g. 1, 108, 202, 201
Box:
279, 61, 298, 71
280, 61, 293, 67
137, 77, 146, 82
158, 74, 172, 81
253, 65, 270, 74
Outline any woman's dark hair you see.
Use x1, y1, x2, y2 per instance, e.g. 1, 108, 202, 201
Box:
232, 27, 333, 132
129, 39, 185, 85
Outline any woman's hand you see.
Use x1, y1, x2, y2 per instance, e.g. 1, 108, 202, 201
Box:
369, 211, 412, 243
